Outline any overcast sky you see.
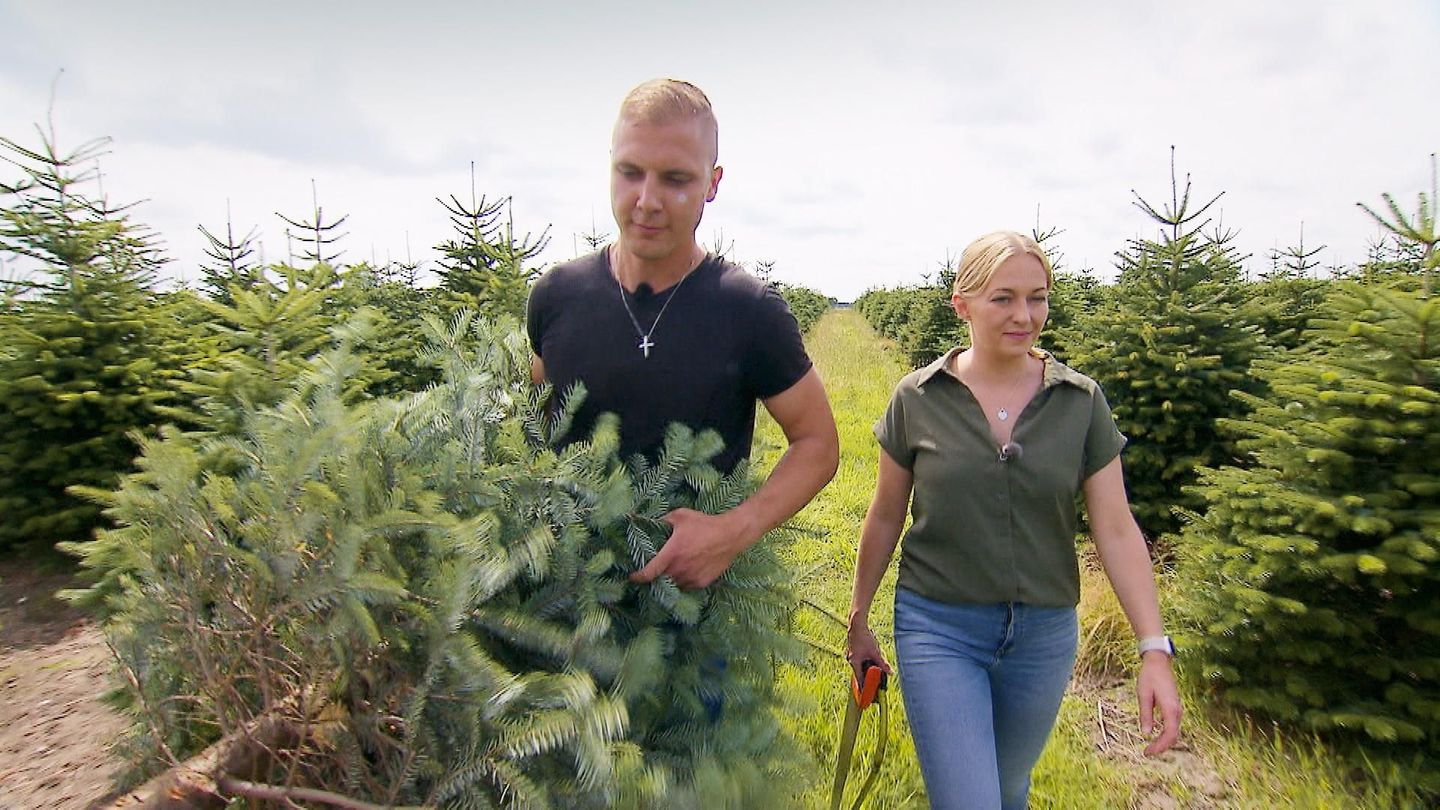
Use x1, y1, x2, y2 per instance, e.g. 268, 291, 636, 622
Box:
1, 1, 1436, 300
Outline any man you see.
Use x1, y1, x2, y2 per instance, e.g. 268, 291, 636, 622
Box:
526, 78, 838, 590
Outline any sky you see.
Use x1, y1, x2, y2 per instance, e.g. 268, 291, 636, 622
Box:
1, 1, 1436, 301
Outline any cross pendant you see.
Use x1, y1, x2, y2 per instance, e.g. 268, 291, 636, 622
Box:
639, 335, 655, 358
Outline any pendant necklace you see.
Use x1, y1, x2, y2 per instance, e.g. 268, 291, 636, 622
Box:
994, 360, 1035, 422
996, 373, 1029, 462
612, 247, 702, 359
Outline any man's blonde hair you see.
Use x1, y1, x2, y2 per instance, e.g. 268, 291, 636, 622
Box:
952, 230, 1054, 297
617, 78, 719, 165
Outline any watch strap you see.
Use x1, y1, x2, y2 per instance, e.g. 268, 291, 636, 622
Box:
1137, 635, 1176, 657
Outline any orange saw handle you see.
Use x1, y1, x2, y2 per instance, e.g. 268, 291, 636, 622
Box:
851, 659, 888, 710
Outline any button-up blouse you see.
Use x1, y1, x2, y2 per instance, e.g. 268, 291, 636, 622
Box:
874, 347, 1126, 607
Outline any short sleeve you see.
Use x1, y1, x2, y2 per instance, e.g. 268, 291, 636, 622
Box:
1082, 385, 1127, 479
873, 389, 915, 469
746, 285, 813, 399
525, 274, 550, 357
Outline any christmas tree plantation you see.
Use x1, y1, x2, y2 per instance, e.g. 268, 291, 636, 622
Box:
1177, 280, 1440, 778
64, 313, 807, 808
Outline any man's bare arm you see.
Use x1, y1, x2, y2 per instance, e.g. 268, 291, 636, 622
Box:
530, 355, 545, 385
728, 367, 840, 542
630, 368, 839, 588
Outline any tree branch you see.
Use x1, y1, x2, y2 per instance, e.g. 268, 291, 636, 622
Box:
217, 777, 418, 810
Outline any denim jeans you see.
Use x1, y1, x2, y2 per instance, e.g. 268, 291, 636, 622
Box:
893, 588, 1078, 810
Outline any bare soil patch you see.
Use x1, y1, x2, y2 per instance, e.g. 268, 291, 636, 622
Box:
0, 558, 127, 809
1078, 676, 1234, 808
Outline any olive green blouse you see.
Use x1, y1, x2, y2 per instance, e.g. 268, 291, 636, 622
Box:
874, 347, 1126, 608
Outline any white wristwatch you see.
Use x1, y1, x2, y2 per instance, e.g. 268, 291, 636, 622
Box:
1137, 635, 1176, 658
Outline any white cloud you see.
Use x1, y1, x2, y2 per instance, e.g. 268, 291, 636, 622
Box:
1, 0, 1436, 299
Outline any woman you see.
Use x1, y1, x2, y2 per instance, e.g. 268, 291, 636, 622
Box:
846, 231, 1181, 809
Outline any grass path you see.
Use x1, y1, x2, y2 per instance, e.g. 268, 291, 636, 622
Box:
754, 308, 1420, 809
754, 306, 927, 808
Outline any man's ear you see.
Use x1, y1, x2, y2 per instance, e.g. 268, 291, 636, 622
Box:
706, 165, 723, 202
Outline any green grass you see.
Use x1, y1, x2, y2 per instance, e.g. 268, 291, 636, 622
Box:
1170, 681, 1429, 809
754, 308, 1425, 808
1031, 695, 1134, 808
754, 308, 927, 808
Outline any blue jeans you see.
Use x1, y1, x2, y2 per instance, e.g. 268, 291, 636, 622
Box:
894, 588, 1078, 810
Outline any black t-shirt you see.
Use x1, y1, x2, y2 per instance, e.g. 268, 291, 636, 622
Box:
526, 249, 812, 473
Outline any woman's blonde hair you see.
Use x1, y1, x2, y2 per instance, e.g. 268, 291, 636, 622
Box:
952, 230, 1054, 297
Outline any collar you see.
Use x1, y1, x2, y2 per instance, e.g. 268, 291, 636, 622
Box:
607, 243, 710, 294
916, 346, 1097, 394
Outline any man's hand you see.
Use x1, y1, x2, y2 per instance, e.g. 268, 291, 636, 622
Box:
629, 369, 838, 591
629, 508, 749, 590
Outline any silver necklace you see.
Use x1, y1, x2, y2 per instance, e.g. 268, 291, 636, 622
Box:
951, 352, 1031, 422
611, 249, 702, 359
993, 361, 1035, 422
996, 373, 1027, 421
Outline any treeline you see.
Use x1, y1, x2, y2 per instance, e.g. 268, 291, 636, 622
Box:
0, 131, 828, 557
774, 282, 830, 334
856, 159, 1440, 787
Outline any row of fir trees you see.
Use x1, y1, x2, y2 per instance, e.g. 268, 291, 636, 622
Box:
856, 155, 1440, 784
0, 130, 827, 556
1, 127, 830, 805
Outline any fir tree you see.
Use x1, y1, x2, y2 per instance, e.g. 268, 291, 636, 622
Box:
1239, 226, 1332, 353
708, 228, 736, 262
277, 180, 348, 266
758, 262, 829, 336
195, 220, 262, 306
1067, 154, 1265, 539
435, 166, 548, 324
897, 288, 963, 367
854, 287, 913, 343
893, 256, 964, 367
1178, 175, 1440, 782
66, 313, 807, 807
775, 283, 830, 335
331, 260, 441, 396
0, 127, 171, 551
1264, 224, 1325, 281
1027, 216, 1101, 364
576, 220, 611, 256
1045, 266, 1103, 365
1359, 157, 1439, 294
159, 263, 338, 437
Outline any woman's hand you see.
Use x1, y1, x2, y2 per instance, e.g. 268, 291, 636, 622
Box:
844, 621, 893, 682
1137, 652, 1182, 756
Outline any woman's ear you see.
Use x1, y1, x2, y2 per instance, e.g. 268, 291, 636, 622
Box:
950, 294, 969, 321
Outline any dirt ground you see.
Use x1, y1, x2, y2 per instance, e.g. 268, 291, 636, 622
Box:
0, 558, 127, 810
1077, 677, 1232, 809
